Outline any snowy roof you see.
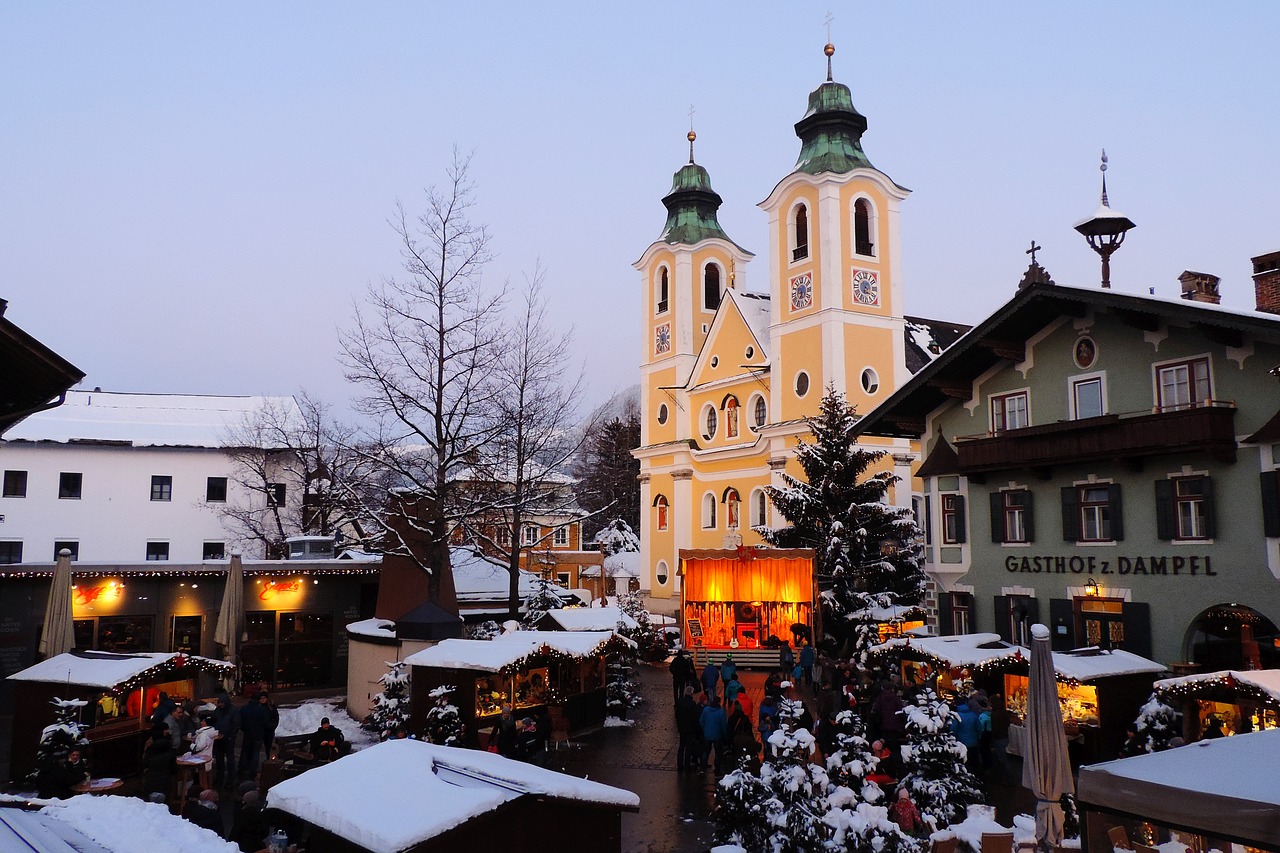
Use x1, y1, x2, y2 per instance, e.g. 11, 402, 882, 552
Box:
851, 604, 926, 622
28, 795, 240, 852
2, 390, 301, 449
7, 651, 233, 689
452, 547, 542, 602
346, 618, 397, 639
1051, 648, 1166, 682
872, 633, 1020, 668
404, 630, 622, 673
736, 291, 773, 357
1154, 668, 1280, 703
265, 739, 638, 851
1078, 729, 1280, 847
542, 607, 637, 632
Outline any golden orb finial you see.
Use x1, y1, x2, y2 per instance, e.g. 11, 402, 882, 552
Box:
824, 42, 835, 57
688, 130, 697, 143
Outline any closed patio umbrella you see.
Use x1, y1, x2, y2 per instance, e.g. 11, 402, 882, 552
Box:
38, 548, 76, 658
214, 551, 245, 675
1023, 623, 1075, 849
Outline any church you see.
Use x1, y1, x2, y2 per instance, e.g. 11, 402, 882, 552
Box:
632, 42, 965, 644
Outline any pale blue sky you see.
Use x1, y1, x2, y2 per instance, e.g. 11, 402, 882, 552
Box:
3, 3, 1277, 411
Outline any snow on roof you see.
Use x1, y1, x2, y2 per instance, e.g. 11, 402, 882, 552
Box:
404, 630, 622, 672
346, 618, 397, 639
851, 604, 925, 622
37, 795, 240, 853
603, 551, 642, 577
452, 547, 541, 602
872, 633, 1020, 668
543, 607, 637, 632
265, 739, 638, 851
1051, 648, 1166, 682
736, 291, 772, 358
2, 390, 301, 449
1155, 668, 1280, 702
7, 651, 233, 689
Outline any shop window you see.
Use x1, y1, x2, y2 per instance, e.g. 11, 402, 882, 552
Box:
751, 395, 767, 429
1071, 376, 1104, 420
277, 611, 334, 689
702, 493, 717, 529
752, 489, 768, 528
724, 396, 739, 439
703, 263, 722, 312
73, 618, 94, 651
553, 526, 569, 546
1061, 483, 1122, 542
724, 488, 740, 530
59, 472, 82, 500
654, 495, 669, 531
941, 494, 966, 544
792, 204, 809, 262
97, 615, 154, 654
206, 476, 228, 503
0, 541, 22, 564
853, 198, 875, 256
2, 470, 27, 498
990, 391, 1029, 432
150, 475, 173, 502
1156, 357, 1211, 411
240, 611, 276, 687
171, 615, 202, 655
656, 267, 669, 314
990, 489, 1033, 543
1156, 476, 1214, 540
703, 405, 718, 440
53, 541, 78, 561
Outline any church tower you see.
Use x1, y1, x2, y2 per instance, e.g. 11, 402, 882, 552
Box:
759, 42, 911, 424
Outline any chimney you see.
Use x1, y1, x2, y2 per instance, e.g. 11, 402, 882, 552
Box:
1254, 251, 1280, 315
1179, 270, 1221, 304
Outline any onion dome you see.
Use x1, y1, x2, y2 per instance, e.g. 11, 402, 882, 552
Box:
793, 42, 874, 175
659, 130, 738, 247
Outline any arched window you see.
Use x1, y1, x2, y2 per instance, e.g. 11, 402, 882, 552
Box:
654, 494, 669, 531
724, 488, 740, 529
703, 405, 718, 440
656, 560, 670, 585
751, 394, 767, 430
702, 493, 717, 529
854, 198, 875, 256
793, 204, 810, 262
656, 266, 669, 314
724, 395, 740, 439
753, 489, 769, 527
703, 263, 722, 311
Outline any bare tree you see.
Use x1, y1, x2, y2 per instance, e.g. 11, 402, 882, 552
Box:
574, 395, 641, 540
218, 391, 375, 558
341, 151, 506, 600
460, 268, 596, 618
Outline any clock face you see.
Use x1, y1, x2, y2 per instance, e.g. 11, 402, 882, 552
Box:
851, 269, 880, 306
790, 273, 813, 311
655, 323, 671, 355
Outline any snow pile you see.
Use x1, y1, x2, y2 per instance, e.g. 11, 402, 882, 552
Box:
603, 716, 635, 728
346, 618, 396, 639
42, 795, 239, 852
275, 698, 378, 750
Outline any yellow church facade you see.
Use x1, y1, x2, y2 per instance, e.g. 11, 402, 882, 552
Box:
634, 46, 966, 604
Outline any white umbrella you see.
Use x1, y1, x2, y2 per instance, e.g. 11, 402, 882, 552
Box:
1023, 623, 1075, 849
214, 551, 245, 662
38, 549, 76, 658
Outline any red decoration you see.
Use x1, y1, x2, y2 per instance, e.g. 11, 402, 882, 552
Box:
1224, 673, 1238, 689
172, 653, 188, 669
736, 545, 756, 562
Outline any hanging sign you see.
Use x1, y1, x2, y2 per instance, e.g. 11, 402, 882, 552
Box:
1004, 554, 1216, 577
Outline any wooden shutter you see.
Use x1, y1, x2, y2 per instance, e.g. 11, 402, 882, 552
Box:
1202, 476, 1216, 539
1154, 479, 1176, 540
953, 495, 967, 544
1060, 486, 1080, 542
1121, 602, 1153, 659
937, 592, 954, 635
993, 595, 1011, 643
923, 495, 933, 545
1262, 471, 1280, 537
1021, 490, 1036, 542
990, 492, 1004, 543
1108, 483, 1124, 541
1049, 598, 1075, 652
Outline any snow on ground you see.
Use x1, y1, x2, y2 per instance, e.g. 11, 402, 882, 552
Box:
41, 795, 240, 852
275, 697, 379, 750
603, 716, 635, 728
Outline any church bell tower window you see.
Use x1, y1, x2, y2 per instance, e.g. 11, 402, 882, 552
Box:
854, 198, 875, 257
656, 267, 669, 314
703, 263, 722, 311
792, 204, 810, 262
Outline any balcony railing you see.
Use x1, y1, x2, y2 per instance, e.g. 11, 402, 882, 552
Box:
953, 401, 1237, 474
792, 245, 809, 262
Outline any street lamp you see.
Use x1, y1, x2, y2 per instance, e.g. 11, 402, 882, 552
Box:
1074, 150, 1135, 290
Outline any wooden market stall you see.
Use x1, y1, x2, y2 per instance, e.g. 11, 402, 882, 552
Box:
1152, 668, 1280, 741
678, 548, 816, 657
6, 650, 234, 781
1078, 728, 1280, 853
405, 630, 630, 747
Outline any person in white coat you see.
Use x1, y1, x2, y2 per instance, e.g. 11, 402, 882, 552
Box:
189, 713, 218, 791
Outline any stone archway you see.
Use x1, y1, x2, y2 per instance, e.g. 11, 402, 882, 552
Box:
1185, 603, 1280, 672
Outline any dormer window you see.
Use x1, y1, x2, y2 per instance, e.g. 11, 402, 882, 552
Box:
703, 263, 722, 311
792, 204, 810, 262
656, 267, 669, 314
854, 198, 875, 256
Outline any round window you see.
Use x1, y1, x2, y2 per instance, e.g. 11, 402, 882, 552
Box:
710, 356, 719, 368
745, 346, 755, 359
656, 561, 669, 585
861, 367, 880, 394
795, 371, 810, 398
752, 395, 767, 428
704, 405, 718, 439
657, 403, 669, 425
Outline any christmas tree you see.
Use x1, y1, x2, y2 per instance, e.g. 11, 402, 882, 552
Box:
521, 576, 564, 628
760, 387, 926, 663
469, 620, 500, 640
1133, 693, 1181, 752
824, 709, 885, 805
30, 697, 90, 786
364, 660, 411, 740
897, 689, 984, 829
423, 685, 462, 746
616, 589, 666, 661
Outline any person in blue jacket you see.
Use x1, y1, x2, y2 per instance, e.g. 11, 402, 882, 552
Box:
699, 696, 729, 773
799, 641, 816, 687
701, 660, 721, 700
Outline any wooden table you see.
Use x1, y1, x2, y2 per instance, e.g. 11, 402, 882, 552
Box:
72, 777, 123, 795
175, 754, 207, 813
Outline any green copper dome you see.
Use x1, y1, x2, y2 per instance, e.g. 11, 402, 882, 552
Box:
793, 80, 874, 175
660, 162, 735, 246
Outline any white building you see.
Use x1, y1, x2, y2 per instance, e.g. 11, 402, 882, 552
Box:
0, 390, 301, 563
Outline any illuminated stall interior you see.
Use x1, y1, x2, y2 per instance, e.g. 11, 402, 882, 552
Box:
679, 549, 815, 649
1153, 668, 1280, 740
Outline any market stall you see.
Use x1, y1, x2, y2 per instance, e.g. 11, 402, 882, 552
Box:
6, 650, 234, 780
1077, 728, 1280, 853
405, 630, 631, 745
870, 632, 1023, 699
1152, 668, 1280, 741
678, 548, 815, 652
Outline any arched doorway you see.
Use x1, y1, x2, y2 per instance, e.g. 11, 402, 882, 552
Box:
1185, 604, 1280, 671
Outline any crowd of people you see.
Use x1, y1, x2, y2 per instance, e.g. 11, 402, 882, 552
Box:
486, 704, 554, 764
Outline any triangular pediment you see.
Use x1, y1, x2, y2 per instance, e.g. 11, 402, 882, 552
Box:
684, 290, 771, 389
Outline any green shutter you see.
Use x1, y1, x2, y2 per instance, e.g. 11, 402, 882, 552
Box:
1262, 472, 1280, 537
1154, 479, 1176, 540
1021, 490, 1036, 543
990, 492, 1004, 543
953, 495, 967, 544
1061, 487, 1079, 542
1109, 483, 1124, 541
1202, 477, 1216, 539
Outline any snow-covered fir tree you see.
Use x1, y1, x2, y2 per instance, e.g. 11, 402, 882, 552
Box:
468, 620, 500, 641
1133, 693, 1181, 752
760, 387, 926, 664
897, 689, 984, 829
716, 761, 771, 852
364, 660, 411, 740
30, 697, 90, 785
824, 709, 884, 805
423, 685, 462, 746
606, 657, 642, 718
616, 589, 666, 661
823, 798, 921, 853
592, 518, 641, 556
521, 576, 564, 628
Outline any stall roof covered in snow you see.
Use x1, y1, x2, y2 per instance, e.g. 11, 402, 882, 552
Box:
872, 634, 1165, 682
1051, 647, 1166, 681
540, 607, 637, 632
1, 390, 301, 449
266, 739, 638, 852
1154, 668, 1280, 703
7, 651, 233, 689
1078, 728, 1280, 848
452, 546, 549, 603
405, 630, 625, 673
